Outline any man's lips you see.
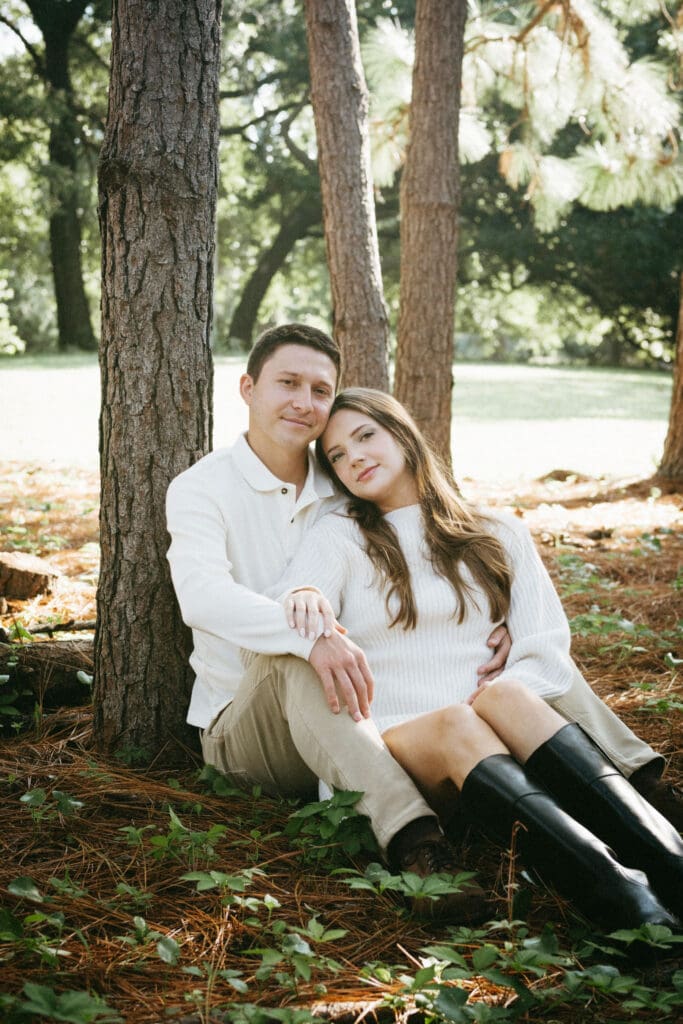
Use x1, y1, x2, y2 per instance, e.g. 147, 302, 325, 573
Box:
356, 464, 378, 483
282, 416, 313, 428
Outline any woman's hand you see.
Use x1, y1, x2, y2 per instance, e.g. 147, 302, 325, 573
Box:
477, 623, 511, 683
284, 588, 336, 640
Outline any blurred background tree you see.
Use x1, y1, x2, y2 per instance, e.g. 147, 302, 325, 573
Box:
0, 0, 680, 371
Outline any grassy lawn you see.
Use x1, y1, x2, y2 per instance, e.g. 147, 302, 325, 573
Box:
1, 355, 672, 481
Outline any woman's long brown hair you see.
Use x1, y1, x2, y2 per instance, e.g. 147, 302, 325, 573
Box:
316, 388, 511, 629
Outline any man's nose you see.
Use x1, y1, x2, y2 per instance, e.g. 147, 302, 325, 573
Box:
292, 386, 313, 410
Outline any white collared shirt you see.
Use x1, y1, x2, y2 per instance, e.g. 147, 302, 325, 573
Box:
166, 434, 340, 727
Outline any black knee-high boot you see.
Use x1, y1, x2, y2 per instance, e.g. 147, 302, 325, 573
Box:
460, 754, 678, 932
525, 723, 683, 919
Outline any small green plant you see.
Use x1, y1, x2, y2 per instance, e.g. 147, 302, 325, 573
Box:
556, 554, 614, 596
20, 786, 85, 825
248, 915, 346, 992
285, 789, 379, 864
13, 983, 122, 1023
116, 915, 181, 965
338, 860, 481, 911
119, 808, 227, 868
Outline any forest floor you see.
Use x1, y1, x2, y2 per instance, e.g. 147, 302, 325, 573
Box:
0, 460, 682, 1023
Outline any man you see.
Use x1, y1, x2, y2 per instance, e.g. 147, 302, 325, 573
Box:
166, 323, 677, 914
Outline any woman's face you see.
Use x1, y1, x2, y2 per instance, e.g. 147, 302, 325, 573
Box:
321, 408, 419, 512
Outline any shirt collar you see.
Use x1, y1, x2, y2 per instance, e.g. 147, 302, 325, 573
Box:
231, 433, 336, 501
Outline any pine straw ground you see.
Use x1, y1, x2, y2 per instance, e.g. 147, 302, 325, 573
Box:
0, 461, 682, 1023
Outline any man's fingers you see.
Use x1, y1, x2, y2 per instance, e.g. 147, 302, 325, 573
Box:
319, 669, 341, 714
334, 669, 363, 722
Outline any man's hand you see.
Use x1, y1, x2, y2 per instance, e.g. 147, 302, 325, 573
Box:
476, 623, 511, 685
308, 630, 374, 722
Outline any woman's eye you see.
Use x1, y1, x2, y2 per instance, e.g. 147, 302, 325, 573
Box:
360, 430, 374, 441
330, 452, 342, 464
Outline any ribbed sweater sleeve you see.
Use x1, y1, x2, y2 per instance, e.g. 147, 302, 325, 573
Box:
274, 513, 351, 617
492, 516, 573, 700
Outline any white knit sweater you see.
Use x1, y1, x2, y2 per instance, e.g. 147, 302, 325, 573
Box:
277, 505, 574, 732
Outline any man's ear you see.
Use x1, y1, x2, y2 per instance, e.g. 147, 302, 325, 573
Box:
239, 373, 254, 406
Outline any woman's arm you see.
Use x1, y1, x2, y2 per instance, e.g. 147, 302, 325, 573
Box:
483, 516, 575, 701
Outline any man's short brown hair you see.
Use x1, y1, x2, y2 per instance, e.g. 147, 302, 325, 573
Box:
246, 323, 342, 384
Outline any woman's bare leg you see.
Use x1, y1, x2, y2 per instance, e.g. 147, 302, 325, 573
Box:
382, 704, 508, 817
470, 679, 568, 763
382, 681, 567, 816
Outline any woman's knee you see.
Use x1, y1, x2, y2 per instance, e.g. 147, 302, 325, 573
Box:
474, 678, 534, 714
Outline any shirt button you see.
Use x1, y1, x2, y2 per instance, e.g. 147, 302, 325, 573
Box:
281, 487, 288, 495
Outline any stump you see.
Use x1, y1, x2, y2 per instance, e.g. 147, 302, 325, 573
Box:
0, 552, 61, 599
0, 638, 93, 707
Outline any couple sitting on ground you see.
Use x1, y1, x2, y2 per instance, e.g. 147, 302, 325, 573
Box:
166, 322, 682, 933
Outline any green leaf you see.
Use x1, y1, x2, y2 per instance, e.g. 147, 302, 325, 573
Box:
20, 983, 122, 1023
156, 936, 180, 965
20, 787, 47, 808
472, 943, 501, 970
0, 907, 24, 939
433, 985, 469, 1021
8, 876, 44, 902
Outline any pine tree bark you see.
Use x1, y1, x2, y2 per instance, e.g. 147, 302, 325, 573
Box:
26, 0, 96, 351
95, 0, 221, 762
659, 272, 683, 480
394, 0, 467, 462
304, 0, 389, 390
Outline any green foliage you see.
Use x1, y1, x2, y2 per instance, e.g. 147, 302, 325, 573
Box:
338, 860, 484, 911
284, 788, 379, 864
118, 807, 228, 868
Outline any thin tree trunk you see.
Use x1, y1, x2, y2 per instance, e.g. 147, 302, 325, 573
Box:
394, 0, 467, 462
304, 0, 389, 390
659, 272, 683, 480
26, 0, 96, 351
227, 194, 321, 347
95, 0, 221, 763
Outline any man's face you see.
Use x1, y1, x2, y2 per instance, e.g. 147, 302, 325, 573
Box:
240, 343, 337, 455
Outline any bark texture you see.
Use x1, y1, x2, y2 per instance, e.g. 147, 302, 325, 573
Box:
394, 0, 467, 462
660, 272, 683, 479
26, 0, 96, 351
304, 0, 390, 390
95, 0, 220, 762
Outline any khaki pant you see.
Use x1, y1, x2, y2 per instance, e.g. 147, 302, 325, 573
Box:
201, 654, 435, 852
549, 664, 663, 778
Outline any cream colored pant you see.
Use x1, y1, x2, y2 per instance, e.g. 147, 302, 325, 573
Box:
549, 663, 662, 777
201, 654, 435, 852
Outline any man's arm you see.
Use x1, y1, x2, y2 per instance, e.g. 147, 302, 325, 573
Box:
166, 474, 314, 661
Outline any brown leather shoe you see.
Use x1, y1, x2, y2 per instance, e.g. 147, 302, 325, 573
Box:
398, 835, 493, 923
633, 777, 683, 833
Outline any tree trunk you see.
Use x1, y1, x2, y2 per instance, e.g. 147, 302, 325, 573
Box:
227, 194, 321, 347
659, 272, 683, 480
95, 0, 220, 763
26, 0, 96, 352
303, 0, 389, 390
394, 0, 467, 462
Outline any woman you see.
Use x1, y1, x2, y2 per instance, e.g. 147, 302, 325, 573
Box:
277, 388, 682, 934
